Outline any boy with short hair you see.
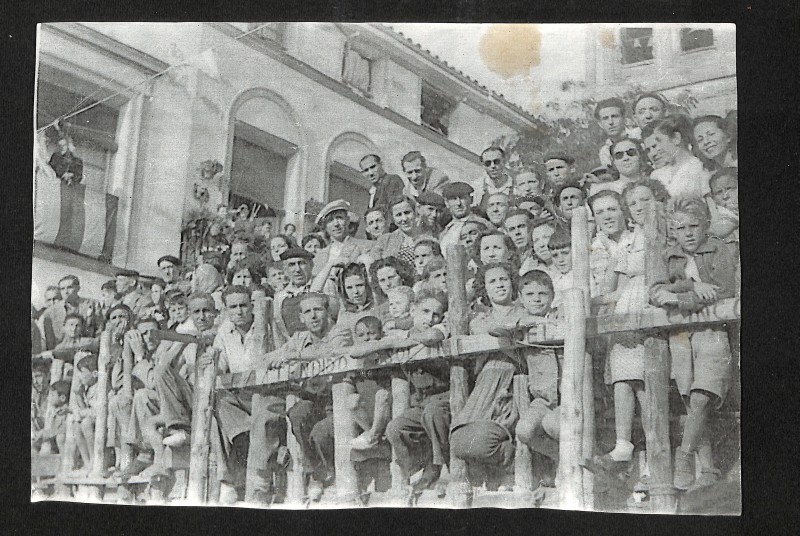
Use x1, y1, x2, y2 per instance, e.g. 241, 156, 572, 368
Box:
514, 270, 562, 472
383, 286, 415, 332
595, 97, 628, 168
650, 196, 738, 491
707, 167, 739, 246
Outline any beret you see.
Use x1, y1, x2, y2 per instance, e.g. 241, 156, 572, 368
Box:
416, 190, 446, 207
441, 181, 474, 199
115, 268, 140, 278
280, 247, 315, 261
157, 255, 181, 267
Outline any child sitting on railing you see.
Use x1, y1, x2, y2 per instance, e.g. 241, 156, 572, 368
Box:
384, 288, 452, 503
349, 316, 393, 453
513, 270, 562, 486
649, 196, 738, 492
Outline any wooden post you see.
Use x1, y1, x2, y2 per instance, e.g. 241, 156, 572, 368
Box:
571, 204, 594, 509
571, 206, 592, 315
332, 380, 359, 504
86, 330, 112, 500
390, 375, 410, 496
513, 375, 534, 493
118, 341, 134, 474
56, 361, 83, 497
186, 347, 218, 503
445, 244, 472, 507
284, 393, 305, 505
558, 289, 585, 510
643, 212, 678, 513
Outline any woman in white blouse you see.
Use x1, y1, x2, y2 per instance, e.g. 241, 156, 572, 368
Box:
643, 116, 711, 199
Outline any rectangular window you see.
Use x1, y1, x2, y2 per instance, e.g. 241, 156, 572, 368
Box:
680, 28, 714, 52
620, 28, 654, 65
229, 121, 295, 218
342, 47, 372, 97
420, 83, 456, 137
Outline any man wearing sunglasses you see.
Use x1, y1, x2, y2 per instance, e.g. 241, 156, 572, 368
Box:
360, 154, 405, 214
475, 146, 513, 209
595, 97, 629, 168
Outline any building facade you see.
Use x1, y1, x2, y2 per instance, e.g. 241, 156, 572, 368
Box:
584, 23, 737, 116
33, 22, 539, 307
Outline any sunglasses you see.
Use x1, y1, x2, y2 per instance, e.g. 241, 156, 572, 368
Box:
483, 159, 502, 167
613, 148, 639, 160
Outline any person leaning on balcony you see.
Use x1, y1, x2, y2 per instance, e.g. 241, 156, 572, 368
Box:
48, 136, 83, 185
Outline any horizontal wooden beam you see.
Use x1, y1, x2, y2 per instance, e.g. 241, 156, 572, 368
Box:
216, 297, 740, 390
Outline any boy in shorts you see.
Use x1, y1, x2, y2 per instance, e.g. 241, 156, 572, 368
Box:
32, 380, 71, 455
649, 196, 738, 491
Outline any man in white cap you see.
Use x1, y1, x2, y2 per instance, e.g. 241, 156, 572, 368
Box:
312, 199, 373, 276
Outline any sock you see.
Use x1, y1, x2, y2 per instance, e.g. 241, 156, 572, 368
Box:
608, 439, 634, 462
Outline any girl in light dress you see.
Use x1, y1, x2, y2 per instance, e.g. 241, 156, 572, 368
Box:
594, 179, 670, 491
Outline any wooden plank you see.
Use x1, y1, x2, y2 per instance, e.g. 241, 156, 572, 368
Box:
86, 330, 111, 500
558, 289, 585, 510
214, 298, 741, 390
119, 339, 134, 474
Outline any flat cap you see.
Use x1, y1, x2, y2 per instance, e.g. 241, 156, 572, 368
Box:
280, 247, 315, 261
316, 199, 357, 225
416, 190, 446, 207
114, 268, 140, 278
543, 153, 575, 165
157, 255, 181, 267
441, 181, 474, 199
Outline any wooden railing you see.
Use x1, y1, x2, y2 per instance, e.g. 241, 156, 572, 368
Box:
39, 206, 741, 511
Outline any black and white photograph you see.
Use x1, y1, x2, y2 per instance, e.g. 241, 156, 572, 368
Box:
31, 22, 740, 514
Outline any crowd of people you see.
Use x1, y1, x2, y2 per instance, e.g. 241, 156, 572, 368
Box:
32, 92, 740, 508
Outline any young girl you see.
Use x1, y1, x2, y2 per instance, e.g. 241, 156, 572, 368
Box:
650, 196, 738, 491
644, 116, 711, 199
368, 256, 415, 305
383, 286, 415, 332
593, 179, 670, 476
451, 262, 525, 490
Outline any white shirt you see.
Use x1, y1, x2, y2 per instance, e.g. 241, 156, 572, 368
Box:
214, 319, 268, 374
651, 156, 711, 199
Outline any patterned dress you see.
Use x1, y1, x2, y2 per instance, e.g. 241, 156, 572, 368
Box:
608, 227, 652, 383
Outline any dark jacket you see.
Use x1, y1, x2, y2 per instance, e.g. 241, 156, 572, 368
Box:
649, 236, 738, 314
370, 173, 406, 210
